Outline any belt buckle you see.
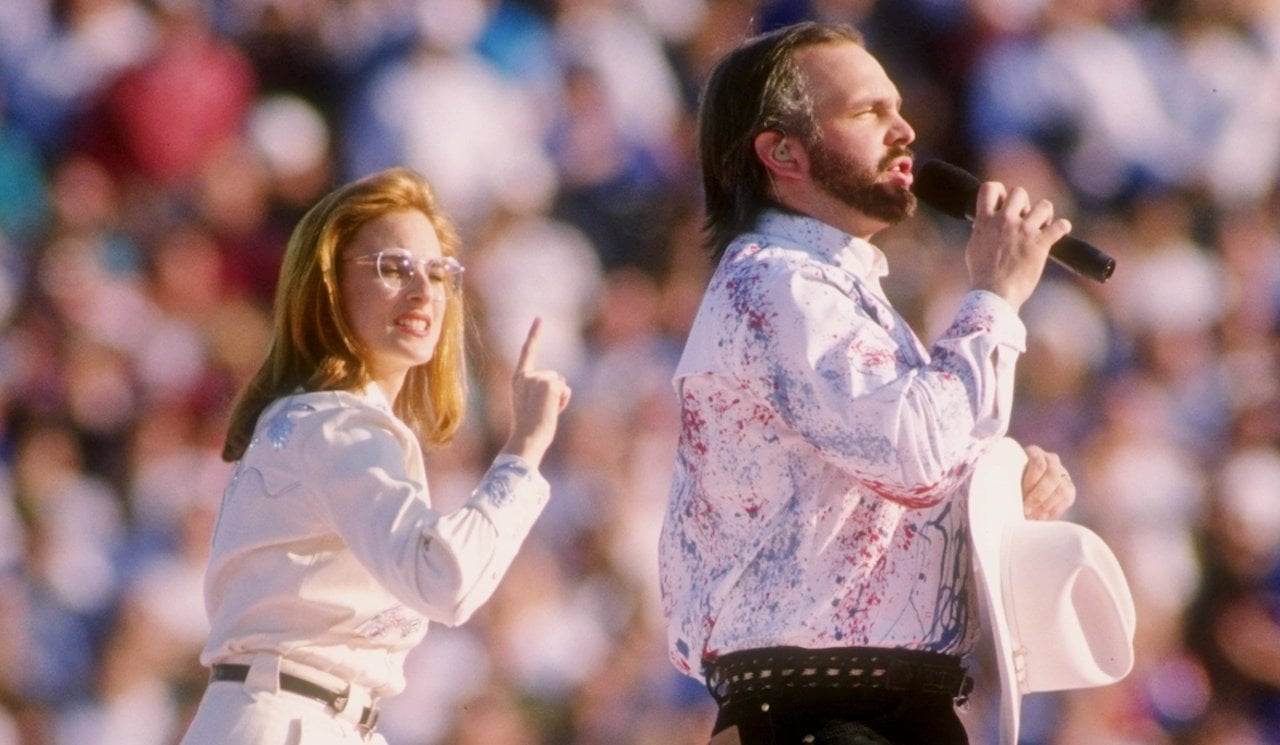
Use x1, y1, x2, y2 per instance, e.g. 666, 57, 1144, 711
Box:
331, 684, 350, 714
333, 682, 379, 737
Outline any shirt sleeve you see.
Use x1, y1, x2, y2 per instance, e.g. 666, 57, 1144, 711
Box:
737, 259, 1026, 506
296, 406, 550, 626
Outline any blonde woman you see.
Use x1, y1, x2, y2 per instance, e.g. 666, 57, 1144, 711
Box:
180, 167, 571, 745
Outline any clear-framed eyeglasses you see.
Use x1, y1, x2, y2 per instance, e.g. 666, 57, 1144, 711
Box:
346, 249, 465, 298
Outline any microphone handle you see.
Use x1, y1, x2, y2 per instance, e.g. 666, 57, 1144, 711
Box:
959, 201, 1115, 283
1049, 234, 1115, 283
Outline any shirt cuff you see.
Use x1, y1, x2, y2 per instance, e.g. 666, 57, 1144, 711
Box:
470, 453, 550, 528
963, 290, 1027, 352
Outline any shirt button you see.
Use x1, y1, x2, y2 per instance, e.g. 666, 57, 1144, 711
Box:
760, 702, 770, 712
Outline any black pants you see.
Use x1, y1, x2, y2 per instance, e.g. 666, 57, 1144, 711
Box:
711, 687, 968, 745
706, 647, 971, 745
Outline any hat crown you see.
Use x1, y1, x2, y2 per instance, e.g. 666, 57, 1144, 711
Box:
1002, 521, 1136, 693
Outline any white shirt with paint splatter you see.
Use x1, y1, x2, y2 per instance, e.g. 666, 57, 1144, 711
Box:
200, 383, 548, 696
659, 210, 1026, 678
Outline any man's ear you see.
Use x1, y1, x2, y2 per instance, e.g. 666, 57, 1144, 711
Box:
753, 130, 804, 178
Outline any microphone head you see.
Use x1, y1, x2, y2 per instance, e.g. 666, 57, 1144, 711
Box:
911, 160, 981, 220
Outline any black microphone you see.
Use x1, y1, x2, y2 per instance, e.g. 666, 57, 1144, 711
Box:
911, 160, 1115, 283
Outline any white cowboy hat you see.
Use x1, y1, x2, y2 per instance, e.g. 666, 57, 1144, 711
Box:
968, 438, 1137, 745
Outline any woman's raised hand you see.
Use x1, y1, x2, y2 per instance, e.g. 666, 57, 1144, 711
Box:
501, 317, 572, 467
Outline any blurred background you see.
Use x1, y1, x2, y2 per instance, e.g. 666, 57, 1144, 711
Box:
1, 0, 1279, 743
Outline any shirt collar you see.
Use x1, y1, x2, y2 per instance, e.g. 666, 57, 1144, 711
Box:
755, 209, 890, 283
355, 380, 395, 412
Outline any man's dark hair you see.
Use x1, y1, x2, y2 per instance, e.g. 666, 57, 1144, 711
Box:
698, 22, 865, 260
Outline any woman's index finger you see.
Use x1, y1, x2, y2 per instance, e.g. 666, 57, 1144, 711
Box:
516, 317, 543, 373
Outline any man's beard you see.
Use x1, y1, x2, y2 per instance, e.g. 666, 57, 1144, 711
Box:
808, 143, 917, 224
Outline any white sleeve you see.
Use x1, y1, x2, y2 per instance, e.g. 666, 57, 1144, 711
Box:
702, 257, 1026, 506
298, 407, 550, 625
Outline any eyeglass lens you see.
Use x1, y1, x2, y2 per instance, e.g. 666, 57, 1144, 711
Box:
374, 251, 463, 293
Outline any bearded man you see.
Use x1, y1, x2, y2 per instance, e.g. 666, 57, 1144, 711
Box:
658, 21, 1078, 745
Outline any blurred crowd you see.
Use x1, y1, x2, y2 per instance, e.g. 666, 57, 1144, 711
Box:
1, 0, 1279, 743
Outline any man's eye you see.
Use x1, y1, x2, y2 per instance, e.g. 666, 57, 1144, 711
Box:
853, 105, 892, 120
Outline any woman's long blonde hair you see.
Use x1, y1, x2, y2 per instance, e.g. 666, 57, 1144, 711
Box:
222, 167, 467, 461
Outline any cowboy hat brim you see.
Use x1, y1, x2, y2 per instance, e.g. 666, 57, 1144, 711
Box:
968, 437, 1028, 745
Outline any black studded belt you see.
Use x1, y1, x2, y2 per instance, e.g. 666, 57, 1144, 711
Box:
210, 663, 380, 734
704, 646, 973, 706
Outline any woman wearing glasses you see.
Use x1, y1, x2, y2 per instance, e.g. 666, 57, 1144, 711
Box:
180, 167, 571, 745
